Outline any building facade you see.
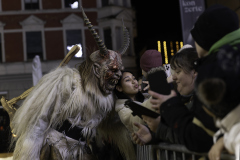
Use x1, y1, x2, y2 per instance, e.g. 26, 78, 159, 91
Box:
0, 0, 136, 100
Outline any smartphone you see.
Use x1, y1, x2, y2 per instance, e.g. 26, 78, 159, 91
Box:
148, 70, 171, 95
125, 101, 160, 119
141, 76, 148, 92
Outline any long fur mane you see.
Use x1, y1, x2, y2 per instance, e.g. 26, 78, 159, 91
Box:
11, 62, 114, 160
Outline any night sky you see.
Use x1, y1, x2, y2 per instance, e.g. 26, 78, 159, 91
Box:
131, 1, 183, 53
130, 1, 183, 77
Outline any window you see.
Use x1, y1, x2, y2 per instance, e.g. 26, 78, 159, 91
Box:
104, 28, 112, 49
25, 0, 39, 10
102, 0, 109, 7
26, 31, 43, 60
64, 0, 79, 9
66, 29, 83, 58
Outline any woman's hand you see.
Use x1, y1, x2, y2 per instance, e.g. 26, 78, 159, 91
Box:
132, 122, 152, 145
142, 115, 161, 133
142, 81, 149, 91
208, 137, 224, 160
149, 90, 177, 112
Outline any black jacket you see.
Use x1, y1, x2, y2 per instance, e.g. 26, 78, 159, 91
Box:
159, 94, 218, 153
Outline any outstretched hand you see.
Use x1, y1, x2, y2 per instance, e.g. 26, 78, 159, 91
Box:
132, 122, 152, 146
142, 115, 160, 133
148, 90, 177, 112
208, 137, 224, 160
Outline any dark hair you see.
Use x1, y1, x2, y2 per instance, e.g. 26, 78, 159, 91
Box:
114, 70, 145, 102
170, 48, 198, 73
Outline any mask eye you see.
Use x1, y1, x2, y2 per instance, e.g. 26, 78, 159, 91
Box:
112, 65, 117, 69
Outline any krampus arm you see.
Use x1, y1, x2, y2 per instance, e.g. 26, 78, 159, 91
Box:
0, 45, 80, 128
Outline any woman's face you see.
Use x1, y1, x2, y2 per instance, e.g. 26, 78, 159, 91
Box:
117, 72, 139, 96
172, 67, 197, 96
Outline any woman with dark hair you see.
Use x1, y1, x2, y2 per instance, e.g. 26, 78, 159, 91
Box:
114, 70, 145, 102
170, 47, 199, 108
97, 71, 145, 160
132, 45, 219, 153
114, 70, 148, 133
114, 69, 178, 147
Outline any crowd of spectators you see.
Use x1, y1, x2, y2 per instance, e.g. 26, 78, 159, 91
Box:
113, 4, 240, 160
0, 3, 239, 160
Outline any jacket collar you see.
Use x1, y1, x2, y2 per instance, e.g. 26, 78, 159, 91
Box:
209, 28, 240, 55
216, 103, 240, 132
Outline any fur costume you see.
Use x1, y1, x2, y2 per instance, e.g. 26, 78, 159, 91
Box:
9, 7, 135, 160
11, 67, 111, 159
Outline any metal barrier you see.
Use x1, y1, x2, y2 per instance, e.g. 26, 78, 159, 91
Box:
137, 143, 235, 160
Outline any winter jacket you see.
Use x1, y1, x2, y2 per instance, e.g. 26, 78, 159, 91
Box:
214, 104, 240, 155
115, 96, 179, 144
160, 94, 218, 153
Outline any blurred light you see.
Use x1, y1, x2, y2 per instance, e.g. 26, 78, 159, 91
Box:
157, 41, 161, 52
0, 156, 13, 160
67, 44, 82, 58
163, 41, 168, 64
70, 2, 78, 9
176, 41, 179, 52
170, 41, 174, 56
180, 41, 183, 48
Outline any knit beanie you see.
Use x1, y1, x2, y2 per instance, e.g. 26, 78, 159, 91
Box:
191, 4, 239, 51
140, 50, 162, 72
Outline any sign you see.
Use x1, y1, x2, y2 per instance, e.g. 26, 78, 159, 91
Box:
179, 0, 205, 46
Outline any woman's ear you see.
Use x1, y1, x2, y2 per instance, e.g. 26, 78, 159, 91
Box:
192, 70, 198, 79
116, 85, 123, 92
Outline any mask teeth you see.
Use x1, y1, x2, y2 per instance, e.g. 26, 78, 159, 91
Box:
81, 6, 109, 58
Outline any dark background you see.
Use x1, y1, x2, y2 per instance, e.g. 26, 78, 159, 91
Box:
131, 1, 183, 54
131, 1, 183, 77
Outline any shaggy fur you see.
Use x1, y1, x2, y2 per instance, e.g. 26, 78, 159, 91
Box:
96, 109, 136, 160
11, 66, 114, 160
146, 66, 166, 77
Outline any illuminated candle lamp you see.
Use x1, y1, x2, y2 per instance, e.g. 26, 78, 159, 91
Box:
163, 41, 168, 64
176, 41, 179, 52
170, 41, 174, 56
180, 41, 183, 48
158, 41, 161, 52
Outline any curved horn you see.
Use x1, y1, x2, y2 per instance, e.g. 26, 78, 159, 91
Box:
81, 7, 109, 58
117, 20, 130, 55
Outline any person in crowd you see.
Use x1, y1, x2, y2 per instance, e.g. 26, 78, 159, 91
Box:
140, 49, 165, 92
114, 70, 151, 133
114, 70, 179, 144
132, 45, 219, 153
195, 49, 240, 160
188, 4, 240, 160
134, 3, 240, 157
